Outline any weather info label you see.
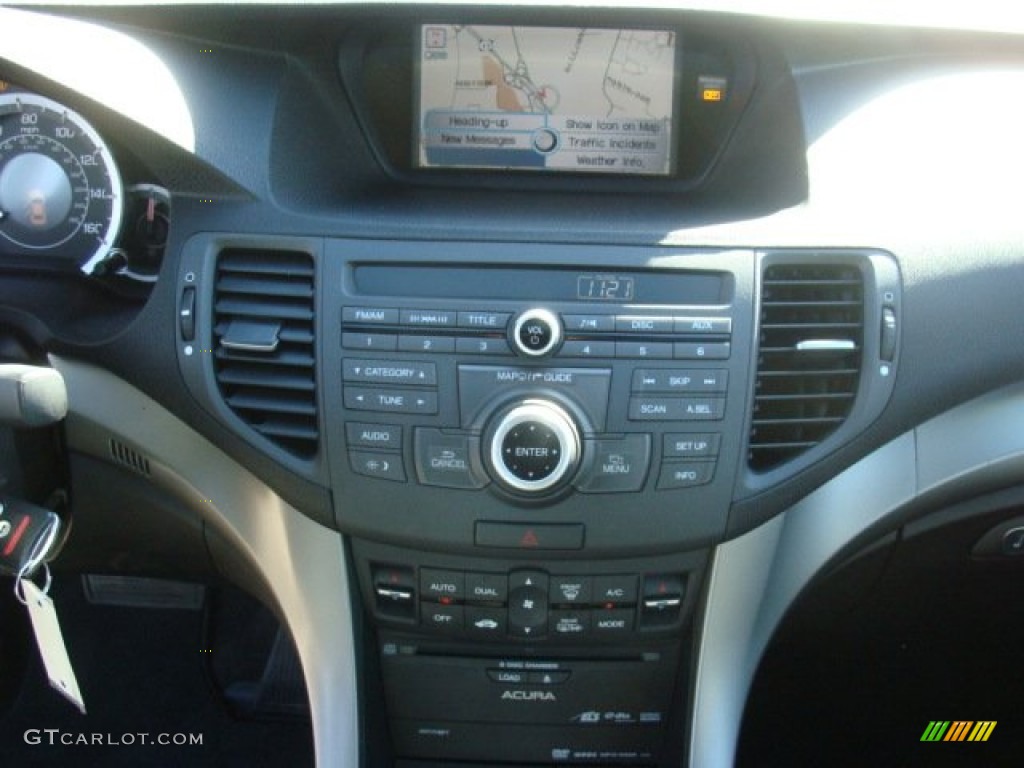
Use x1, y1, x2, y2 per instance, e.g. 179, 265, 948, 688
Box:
417, 25, 677, 175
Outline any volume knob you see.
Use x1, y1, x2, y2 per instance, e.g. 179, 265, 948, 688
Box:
511, 308, 562, 358
488, 400, 580, 495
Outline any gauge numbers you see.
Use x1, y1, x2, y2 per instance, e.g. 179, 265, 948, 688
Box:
0, 92, 123, 273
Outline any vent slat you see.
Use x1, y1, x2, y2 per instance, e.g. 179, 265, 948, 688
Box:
748, 261, 864, 472
213, 249, 318, 458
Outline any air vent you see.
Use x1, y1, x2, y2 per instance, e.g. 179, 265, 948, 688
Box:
749, 262, 864, 471
213, 249, 318, 458
109, 438, 151, 477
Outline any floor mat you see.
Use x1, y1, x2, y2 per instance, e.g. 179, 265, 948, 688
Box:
0, 574, 314, 768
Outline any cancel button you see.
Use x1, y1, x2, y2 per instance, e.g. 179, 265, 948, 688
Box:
414, 429, 486, 490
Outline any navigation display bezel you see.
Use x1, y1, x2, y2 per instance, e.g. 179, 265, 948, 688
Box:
412, 24, 684, 177
346, 12, 764, 194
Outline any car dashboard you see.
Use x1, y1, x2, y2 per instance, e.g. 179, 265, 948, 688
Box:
1, 3, 1024, 767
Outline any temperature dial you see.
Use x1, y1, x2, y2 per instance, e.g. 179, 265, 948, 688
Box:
511, 308, 562, 358
487, 400, 580, 495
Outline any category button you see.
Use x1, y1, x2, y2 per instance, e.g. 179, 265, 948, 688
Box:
343, 359, 437, 386
349, 451, 406, 482
346, 422, 402, 450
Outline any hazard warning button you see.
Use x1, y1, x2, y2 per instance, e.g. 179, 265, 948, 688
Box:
474, 522, 585, 551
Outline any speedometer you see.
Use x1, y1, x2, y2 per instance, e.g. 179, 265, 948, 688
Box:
0, 92, 122, 273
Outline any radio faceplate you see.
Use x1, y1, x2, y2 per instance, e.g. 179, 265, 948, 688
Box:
322, 241, 755, 556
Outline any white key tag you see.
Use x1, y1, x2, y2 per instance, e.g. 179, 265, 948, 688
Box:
17, 566, 87, 714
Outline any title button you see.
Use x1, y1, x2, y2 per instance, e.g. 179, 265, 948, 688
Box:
458, 311, 511, 329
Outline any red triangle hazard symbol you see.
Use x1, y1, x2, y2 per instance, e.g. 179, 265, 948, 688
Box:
520, 529, 540, 548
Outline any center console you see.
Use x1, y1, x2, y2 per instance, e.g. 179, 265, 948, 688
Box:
320, 240, 754, 766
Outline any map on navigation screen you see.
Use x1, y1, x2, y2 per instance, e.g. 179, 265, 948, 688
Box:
416, 25, 678, 175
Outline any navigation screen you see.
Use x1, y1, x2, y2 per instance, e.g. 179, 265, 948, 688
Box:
416, 25, 678, 175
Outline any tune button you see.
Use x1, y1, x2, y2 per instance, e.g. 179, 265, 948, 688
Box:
511, 308, 562, 357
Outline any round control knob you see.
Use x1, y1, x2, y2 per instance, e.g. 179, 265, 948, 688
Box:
511, 308, 562, 358
488, 400, 580, 495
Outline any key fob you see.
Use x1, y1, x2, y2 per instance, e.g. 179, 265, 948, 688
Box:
0, 497, 61, 578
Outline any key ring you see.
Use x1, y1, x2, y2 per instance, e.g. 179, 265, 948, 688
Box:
12, 519, 59, 605
14, 561, 52, 606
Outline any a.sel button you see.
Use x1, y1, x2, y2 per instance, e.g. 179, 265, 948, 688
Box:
349, 451, 405, 482
657, 462, 716, 490
628, 397, 725, 421
345, 387, 438, 415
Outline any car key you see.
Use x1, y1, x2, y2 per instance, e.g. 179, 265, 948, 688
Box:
0, 497, 61, 579
0, 496, 85, 714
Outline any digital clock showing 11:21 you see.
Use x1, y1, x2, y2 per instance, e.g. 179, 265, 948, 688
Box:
577, 274, 636, 302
